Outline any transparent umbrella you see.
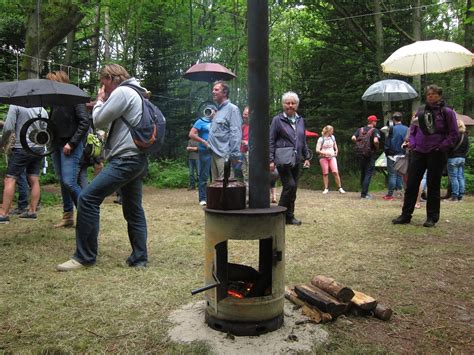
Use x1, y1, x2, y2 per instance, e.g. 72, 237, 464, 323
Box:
381, 40, 474, 76
362, 79, 418, 102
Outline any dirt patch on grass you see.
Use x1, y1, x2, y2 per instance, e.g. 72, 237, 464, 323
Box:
168, 301, 328, 354
0, 185, 472, 353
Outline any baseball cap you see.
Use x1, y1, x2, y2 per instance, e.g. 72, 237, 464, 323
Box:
367, 115, 378, 122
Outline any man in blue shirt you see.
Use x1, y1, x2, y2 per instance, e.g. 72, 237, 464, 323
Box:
189, 104, 216, 206
383, 112, 408, 200
208, 81, 242, 180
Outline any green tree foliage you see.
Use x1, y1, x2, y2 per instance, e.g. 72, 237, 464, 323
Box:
0, 0, 471, 169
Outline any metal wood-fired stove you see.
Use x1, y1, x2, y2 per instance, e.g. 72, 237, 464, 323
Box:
197, 207, 286, 336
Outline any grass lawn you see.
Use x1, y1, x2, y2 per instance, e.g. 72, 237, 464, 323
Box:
1, 185, 473, 353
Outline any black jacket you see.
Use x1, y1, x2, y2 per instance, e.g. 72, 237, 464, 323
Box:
50, 104, 90, 148
448, 133, 469, 159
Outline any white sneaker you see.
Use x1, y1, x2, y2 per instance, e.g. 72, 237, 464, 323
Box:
199, 201, 207, 206
322, 189, 329, 194
56, 259, 85, 272
338, 188, 346, 194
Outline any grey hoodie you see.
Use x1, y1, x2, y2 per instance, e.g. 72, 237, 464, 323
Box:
92, 78, 146, 159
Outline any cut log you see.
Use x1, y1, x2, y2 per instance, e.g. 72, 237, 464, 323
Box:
284, 287, 332, 323
311, 275, 355, 302
350, 290, 377, 310
350, 306, 373, 317
373, 303, 392, 321
294, 284, 348, 317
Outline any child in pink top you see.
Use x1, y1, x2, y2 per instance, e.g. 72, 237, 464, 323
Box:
316, 125, 345, 194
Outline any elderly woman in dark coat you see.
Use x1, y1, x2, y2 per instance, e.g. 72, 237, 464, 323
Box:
269, 91, 311, 225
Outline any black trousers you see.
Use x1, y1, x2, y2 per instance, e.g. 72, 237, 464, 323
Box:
402, 150, 446, 222
278, 164, 300, 219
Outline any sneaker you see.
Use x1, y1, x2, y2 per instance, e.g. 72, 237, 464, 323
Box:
56, 259, 86, 271
19, 211, 37, 220
361, 194, 373, 200
0, 215, 10, 224
338, 188, 346, 194
383, 195, 394, 201
10, 207, 27, 215
322, 188, 329, 194
199, 200, 207, 206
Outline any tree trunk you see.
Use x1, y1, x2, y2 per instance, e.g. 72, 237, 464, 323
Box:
464, 0, 473, 116
412, 0, 422, 112
64, 29, 76, 66
104, 5, 111, 61
89, 2, 101, 90
22, 1, 86, 79
373, 0, 390, 120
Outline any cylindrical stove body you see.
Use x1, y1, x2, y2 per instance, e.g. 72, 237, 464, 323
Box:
204, 207, 286, 335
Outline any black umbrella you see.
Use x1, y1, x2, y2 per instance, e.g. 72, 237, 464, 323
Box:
0, 79, 90, 107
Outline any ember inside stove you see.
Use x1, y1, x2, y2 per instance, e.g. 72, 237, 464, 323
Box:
192, 207, 286, 336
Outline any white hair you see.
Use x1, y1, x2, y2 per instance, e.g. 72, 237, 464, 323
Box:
281, 91, 300, 106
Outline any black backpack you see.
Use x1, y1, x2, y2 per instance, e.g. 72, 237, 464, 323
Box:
354, 127, 375, 158
120, 84, 166, 154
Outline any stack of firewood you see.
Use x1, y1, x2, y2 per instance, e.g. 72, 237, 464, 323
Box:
285, 275, 392, 324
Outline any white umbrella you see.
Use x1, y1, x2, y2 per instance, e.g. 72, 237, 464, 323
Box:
381, 40, 474, 76
362, 79, 418, 102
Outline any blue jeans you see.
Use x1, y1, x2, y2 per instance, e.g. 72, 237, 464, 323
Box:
188, 158, 200, 189
198, 149, 211, 202
51, 143, 84, 212
73, 155, 148, 266
447, 157, 465, 199
359, 155, 376, 197
386, 156, 403, 196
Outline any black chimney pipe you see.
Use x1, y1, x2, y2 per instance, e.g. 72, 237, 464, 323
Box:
247, 0, 269, 209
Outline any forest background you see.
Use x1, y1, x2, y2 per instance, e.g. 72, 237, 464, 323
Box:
0, 0, 473, 191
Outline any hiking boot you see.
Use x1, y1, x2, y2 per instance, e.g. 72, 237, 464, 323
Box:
322, 188, 329, 194
54, 211, 74, 228
0, 215, 10, 224
338, 188, 346, 194
423, 219, 436, 228
56, 259, 87, 271
383, 195, 394, 201
19, 211, 37, 220
392, 215, 411, 225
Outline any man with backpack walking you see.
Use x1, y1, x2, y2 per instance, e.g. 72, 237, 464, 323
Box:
351, 115, 381, 199
57, 64, 149, 271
